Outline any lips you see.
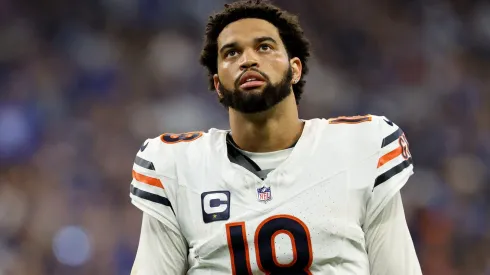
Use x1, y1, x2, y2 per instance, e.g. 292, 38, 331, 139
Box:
238, 71, 266, 89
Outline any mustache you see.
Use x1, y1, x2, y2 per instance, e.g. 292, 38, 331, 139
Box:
234, 68, 270, 87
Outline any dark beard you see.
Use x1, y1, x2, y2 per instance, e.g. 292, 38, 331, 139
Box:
218, 66, 293, 114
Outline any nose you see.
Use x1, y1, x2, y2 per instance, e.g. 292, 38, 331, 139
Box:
239, 49, 259, 70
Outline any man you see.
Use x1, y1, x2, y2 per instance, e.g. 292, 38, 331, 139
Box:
129, 0, 422, 274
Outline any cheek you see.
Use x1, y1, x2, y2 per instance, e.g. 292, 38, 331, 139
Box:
217, 64, 234, 86
264, 55, 290, 80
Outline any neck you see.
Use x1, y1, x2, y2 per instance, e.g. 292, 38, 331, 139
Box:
229, 93, 304, 152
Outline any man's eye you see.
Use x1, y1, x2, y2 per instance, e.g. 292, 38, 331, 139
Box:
259, 45, 271, 51
226, 50, 238, 57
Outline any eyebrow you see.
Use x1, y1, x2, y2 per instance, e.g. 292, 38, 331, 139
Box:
219, 36, 278, 54
255, 36, 277, 45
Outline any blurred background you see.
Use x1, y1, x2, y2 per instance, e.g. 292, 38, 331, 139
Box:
0, 0, 489, 274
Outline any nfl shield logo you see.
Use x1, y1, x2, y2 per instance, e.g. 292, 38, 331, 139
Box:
257, 186, 272, 203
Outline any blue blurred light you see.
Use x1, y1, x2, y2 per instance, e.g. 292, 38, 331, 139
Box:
52, 225, 92, 267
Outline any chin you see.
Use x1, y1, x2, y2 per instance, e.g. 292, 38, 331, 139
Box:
239, 86, 266, 93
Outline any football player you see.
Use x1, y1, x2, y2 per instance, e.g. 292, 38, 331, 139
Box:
130, 0, 423, 274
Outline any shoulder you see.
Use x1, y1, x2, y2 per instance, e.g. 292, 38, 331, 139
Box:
134, 129, 227, 176
321, 114, 407, 150
325, 114, 395, 131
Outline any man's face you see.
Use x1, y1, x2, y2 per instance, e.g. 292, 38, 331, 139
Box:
213, 18, 300, 113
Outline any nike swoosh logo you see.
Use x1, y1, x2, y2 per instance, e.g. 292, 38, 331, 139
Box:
140, 142, 149, 152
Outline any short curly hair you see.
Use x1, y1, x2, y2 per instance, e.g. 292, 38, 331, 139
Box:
199, 0, 311, 104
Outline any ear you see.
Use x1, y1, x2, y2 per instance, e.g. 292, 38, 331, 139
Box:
213, 74, 223, 98
289, 57, 302, 84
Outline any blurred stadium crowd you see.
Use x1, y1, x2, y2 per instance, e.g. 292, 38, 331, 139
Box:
0, 0, 489, 274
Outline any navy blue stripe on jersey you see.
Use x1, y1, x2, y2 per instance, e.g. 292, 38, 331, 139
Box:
381, 128, 403, 148
134, 156, 155, 170
374, 158, 413, 188
130, 185, 174, 214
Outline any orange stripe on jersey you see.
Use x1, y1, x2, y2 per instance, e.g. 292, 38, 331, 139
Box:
328, 115, 372, 124
132, 170, 164, 189
377, 146, 403, 168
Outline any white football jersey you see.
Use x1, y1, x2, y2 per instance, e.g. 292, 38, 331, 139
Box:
129, 115, 414, 275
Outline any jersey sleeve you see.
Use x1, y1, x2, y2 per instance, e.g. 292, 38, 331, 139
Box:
131, 213, 188, 275
365, 192, 422, 275
364, 116, 414, 229
129, 137, 180, 233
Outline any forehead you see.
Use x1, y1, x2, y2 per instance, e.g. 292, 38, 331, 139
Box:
217, 18, 282, 47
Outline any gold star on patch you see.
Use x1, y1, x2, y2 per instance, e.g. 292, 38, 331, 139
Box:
213, 214, 217, 218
